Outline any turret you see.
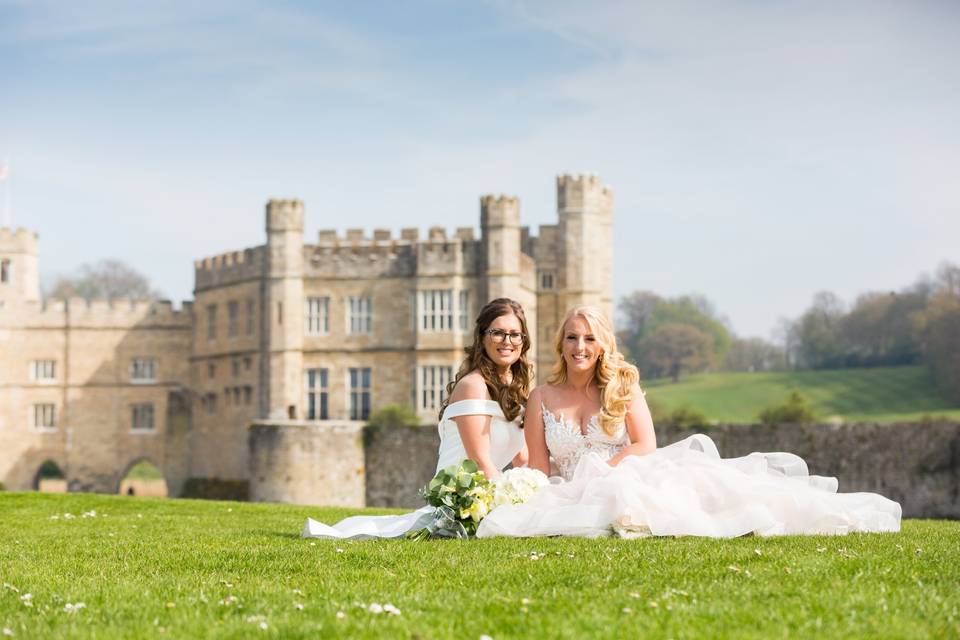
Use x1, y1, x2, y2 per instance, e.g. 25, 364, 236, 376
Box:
263, 199, 305, 420
556, 174, 613, 319
0, 227, 40, 305
479, 195, 521, 302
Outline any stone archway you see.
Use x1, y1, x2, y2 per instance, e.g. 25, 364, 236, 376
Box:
35, 459, 67, 493
117, 458, 169, 497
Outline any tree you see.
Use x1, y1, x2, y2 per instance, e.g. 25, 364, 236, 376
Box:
722, 337, 787, 372
917, 289, 960, 403
46, 259, 164, 300
635, 323, 714, 382
791, 291, 846, 369
839, 290, 925, 367
618, 291, 732, 373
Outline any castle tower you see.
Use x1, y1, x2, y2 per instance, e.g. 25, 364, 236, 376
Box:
262, 199, 305, 420
557, 174, 614, 319
479, 195, 522, 304
0, 227, 40, 306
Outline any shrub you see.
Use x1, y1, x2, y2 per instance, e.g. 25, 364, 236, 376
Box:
366, 404, 420, 429
180, 478, 249, 501
666, 405, 711, 429
758, 391, 817, 425
0, 481, 5, 491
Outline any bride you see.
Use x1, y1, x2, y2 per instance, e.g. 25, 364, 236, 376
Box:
302, 298, 532, 539
477, 306, 902, 538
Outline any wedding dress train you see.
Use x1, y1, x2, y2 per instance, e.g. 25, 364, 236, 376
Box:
301, 399, 524, 539
476, 406, 901, 538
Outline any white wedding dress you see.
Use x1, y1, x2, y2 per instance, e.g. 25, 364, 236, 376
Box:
301, 399, 524, 539
476, 405, 902, 538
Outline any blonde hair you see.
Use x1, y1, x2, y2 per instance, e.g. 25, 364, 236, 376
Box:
548, 306, 640, 436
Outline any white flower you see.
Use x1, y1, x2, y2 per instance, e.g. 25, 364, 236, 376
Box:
63, 513, 75, 520
2, 627, 13, 636
383, 603, 401, 616
294, 603, 304, 611
19, 594, 32, 607
336, 611, 346, 619
492, 468, 548, 507
367, 603, 383, 614
63, 602, 86, 613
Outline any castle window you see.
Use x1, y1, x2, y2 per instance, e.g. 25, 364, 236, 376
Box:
206, 304, 217, 340
32, 403, 56, 430
305, 368, 329, 420
131, 403, 155, 431
243, 356, 252, 371
207, 362, 216, 379
232, 359, 240, 377
31, 360, 56, 382
243, 385, 253, 405
418, 365, 452, 412
227, 300, 239, 338
0, 259, 10, 283
348, 367, 371, 420
305, 297, 330, 336
541, 272, 554, 290
419, 290, 453, 332
130, 358, 157, 382
348, 297, 372, 334
458, 290, 470, 331
202, 393, 217, 414
246, 299, 256, 335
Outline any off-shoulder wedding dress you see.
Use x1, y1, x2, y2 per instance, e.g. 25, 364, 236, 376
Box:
477, 405, 901, 538
301, 399, 524, 539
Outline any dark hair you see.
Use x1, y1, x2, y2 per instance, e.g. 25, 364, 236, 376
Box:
439, 298, 533, 423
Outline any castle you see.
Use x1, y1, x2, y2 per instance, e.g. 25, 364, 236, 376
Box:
0, 174, 613, 496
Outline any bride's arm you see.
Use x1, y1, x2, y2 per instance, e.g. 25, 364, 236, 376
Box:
449, 372, 500, 480
523, 387, 551, 476
607, 384, 657, 466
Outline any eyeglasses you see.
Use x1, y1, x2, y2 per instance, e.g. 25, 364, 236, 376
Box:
485, 329, 525, 345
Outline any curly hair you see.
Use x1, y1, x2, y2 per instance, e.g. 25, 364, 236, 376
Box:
547, 305, 640, 436
439, 298, 533, 423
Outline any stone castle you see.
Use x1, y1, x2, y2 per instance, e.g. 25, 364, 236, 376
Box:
0, 174, 613, 496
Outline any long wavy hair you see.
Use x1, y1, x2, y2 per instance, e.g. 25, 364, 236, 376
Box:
439, 298, 533, 423
548, 305, 640, 436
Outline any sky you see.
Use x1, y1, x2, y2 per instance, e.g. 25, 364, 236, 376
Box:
1, 0, 958, 339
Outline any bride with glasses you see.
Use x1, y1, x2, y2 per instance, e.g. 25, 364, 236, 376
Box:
302, 298, 531, 539
477, 305, 901, 538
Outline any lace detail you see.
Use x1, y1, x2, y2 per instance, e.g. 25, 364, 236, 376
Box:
542, 403, 630, 481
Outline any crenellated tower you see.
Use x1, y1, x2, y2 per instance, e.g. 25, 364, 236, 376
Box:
263, 199, 305, 420
479, 195, 522, 304
557, 174, 614, 319
0, 227, 40, 306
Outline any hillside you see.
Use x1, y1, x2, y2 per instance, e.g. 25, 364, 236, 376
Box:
644, 365, 960, 423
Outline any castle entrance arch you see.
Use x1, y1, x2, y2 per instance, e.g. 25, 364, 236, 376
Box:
35, 459, 67, 493
118, 459, 169, 497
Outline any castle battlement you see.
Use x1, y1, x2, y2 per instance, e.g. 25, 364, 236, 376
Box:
3, 297, 193, 328
194, 246, 265, 290
556, 173, 613, 215
314, 226, 477, 248
480, 195, 520, 228
0, 227, 38, 251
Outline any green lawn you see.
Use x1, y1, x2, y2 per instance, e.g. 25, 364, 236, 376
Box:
644, 365, 960, 423
1, 493, 958, 639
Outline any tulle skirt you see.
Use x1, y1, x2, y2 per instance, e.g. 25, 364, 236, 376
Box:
476, 434, 902, 538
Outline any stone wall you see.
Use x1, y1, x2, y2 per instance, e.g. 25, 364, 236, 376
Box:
248, 421, 365, 507
248, 419, 960, 519
657, 421, 960, 519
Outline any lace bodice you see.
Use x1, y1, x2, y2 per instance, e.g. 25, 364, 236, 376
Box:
542, 403, 630, 481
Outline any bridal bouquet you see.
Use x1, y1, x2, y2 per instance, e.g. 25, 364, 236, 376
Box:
408, 462, 549, 540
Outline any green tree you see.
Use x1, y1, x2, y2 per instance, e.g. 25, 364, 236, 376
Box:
758, 391, 817, 425
46, 259, 164, 300
917, 289, 960, 403
636, 323, 714, 382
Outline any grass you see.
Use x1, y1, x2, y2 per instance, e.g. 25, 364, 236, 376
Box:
644, 365, 960, 423
1, 493, 958, 639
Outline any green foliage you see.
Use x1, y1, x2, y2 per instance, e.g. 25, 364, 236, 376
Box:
0, 482, 5, 491
645, 366, 960, 424
619, 291, 731, 380
180, 478, 249, 501
665, 405, 711, 429
758, 391, 817, 425
917, 290, 960, 403
366, 404, 420, 429
37, 460, 64, 479
409, 459, 491, 539
123, 460, 164, 481
0, 493, 958, 639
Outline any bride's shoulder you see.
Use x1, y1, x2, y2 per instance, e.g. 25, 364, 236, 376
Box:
527, 383, 558, 407
448, 370, 491, 403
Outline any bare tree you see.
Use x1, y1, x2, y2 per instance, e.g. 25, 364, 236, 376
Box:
46, 259, 164, 300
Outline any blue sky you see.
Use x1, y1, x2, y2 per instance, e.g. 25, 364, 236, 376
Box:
2, 0, 958, 338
